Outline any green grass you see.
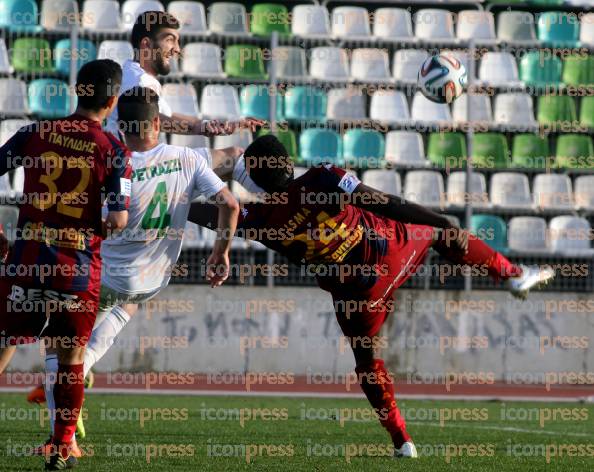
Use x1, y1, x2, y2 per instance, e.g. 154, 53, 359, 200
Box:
0, 393, 593, 471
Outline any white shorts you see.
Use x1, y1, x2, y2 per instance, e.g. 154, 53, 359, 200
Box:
94, 284, 161, 328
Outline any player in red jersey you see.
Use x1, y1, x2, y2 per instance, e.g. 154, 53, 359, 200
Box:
189, 135, 555, 458
0, 59, 132, 470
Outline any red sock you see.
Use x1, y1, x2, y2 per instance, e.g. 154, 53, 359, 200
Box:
52, 363, 84, 457
434, 232, 522, 280
355, 359, 411, 448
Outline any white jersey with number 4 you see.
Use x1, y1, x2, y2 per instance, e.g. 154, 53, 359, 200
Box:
101, 143, 224, 295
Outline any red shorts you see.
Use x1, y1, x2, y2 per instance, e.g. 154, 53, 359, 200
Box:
330, 223, 435, 338
0, 280, 99, 347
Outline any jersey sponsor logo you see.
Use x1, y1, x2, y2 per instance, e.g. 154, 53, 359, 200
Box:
21, 221, 87, 250
132, 159, 182, 182
8, 285, 83, 310
241, 207, 249, 218
120, 178, 131, 197
338, 173, 361, 195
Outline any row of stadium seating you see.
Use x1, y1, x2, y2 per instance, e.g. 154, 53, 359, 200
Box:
3, 0, 593, 46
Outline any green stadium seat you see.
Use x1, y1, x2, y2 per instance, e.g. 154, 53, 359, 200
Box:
54, 39, 97, 76
555, 134, 594, 169
520, 51, 562, 87
471, 214, 508, 253
284, 86, 326, 122
0, 0, 42, 32
250, 3, 290, 37
562, 55, 594, 87
257, 127, 298, 160
427, 132, 467, 168
240, 85, 283, 121
299, 128, 342, 166
28, 79, 72, 118
224, 45, 267, 79
12, 38, 53, 73
580, 96, 594, 128
537, 11, 579, 46
343, 129, 385, 169
537, 95, 577, 125
473, 133, 509, 169
511, 134, 550, 169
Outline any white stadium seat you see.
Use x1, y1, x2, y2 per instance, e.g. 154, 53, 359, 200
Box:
291, 5, 330, 38
350, 48, 390, 82
489, 172, 533, 209
362, 170, 401, 195
393, 49, 429, 84
0, 206, 18, 243
456, 10, 496, 41
162, 83, 199, 116
0, 39, 13, 74
332, 6, 371, 38
181, 43, 225, 78
293, 167, 308, 178
580, 13, 594, 46
97, 41, 134, 67
0, 79, 29, 116
0, 175, 11, 198
497, 11, 537, 43
533, 174, 573, 210
411, 92, 452, 123
309, 47, 349, 81
11, 167, 24, 194
494, 93, 537, 127
404, 170, 445, 208
169, 134, 209, 149
273, 47, 307, 80
121, 0, 164, 30
373, 8, 413, 40
574, 175, 594, 210
446, 171, 489, 208
508, 217, 548, 253
326, 88, 366, 121
452, 93, 492, 123
41, 0, 78, 32
208, 2, 249, 35
548, 216, 594, 256
384, 131, 426, 167
369, 90, 410, 124
200, 84, 240, 120
82, 0, 122, 32
479, 52, 522, 87
213, 129, 253, 149
168, 1, 207, 35
414, 9, 455, 41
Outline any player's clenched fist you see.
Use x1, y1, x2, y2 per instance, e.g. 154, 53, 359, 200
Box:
206, 251, 230, 287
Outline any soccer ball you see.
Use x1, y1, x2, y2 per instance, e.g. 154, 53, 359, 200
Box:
418, 54, 467, 104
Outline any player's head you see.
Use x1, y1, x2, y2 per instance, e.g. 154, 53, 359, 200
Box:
117, 86, 160, 140
75, 59, 122, 116
131, 11, 180, 76
244, 135, 294, 193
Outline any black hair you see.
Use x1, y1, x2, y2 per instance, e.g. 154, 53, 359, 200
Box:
117, 86, 160, 136
244, 135, 294, 193
76, 59, 122, 111
131, 11, 180, 51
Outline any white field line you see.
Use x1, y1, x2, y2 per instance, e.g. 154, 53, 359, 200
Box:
411, 422, 593, 438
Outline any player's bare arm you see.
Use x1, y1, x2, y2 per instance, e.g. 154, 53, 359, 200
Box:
160, 113, 265, 137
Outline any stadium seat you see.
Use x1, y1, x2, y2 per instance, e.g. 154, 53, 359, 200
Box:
121, 0, 164, 30
97, 41, 134, 67
213, 129, 253, 149
0, 205, 18, 242
414, 9, 455, 41
251, 3, 290, 37
28, 79, 72, 119
452, 93, 492, 124
478, 52, 521, 87
403, 170, 445, 208
0, 39, 13, 74
331, 6, 370, 38
520, 51, 562, 87
240, 84, 283, 120
200, 84, 240, 120
169, 134, 209, 148
411, 92, 452, 123
384, 131, 426, 167
162, 83, 199, 116
326, 88, 366, 121
0, 79, 29, 116
293, 166, 307, 178
574, 175, 594, 210
555, 134, 594, 169
343, 129, 385, 169
351, 49, 390, 82
511, 134, 550, 169
493, 93, 537, 127
11, 166, 24, 194
537, 95, 577, 125
168, 1, 207, 35
272, 47, 306, 80
548, 216, 594, 255
0, 174, 11, 198
257, 128, 297, 160
362, 170, 401, 195
283, 86, 326, 122
54, 39, 96, 76
299, 128, 343, 166
82, 1, 121, 32
580, 96, 594, 128
562, 55, 594, 87
490, 172, 533, 209
208, 2, 249, 35
580, 13, 594, 46
12, 38, 53, 74
427, 132, 467, 168
537, 11, 579, 46
456, 10, 496, 41
446, 171, 489, 208
393, 49, 428, 84
369, 90, 410, 124
0, 119, 32, 146
496, 11, 537, 43
471, 214, 507, 253
473, 133, 509, 169
41, 0, 78, 32
0, 0, 41, 32
224, 45, 267, 79
310, 47, 349, 82
508, 217, 548, 253
182, 43, 224, 78
533, 173, 573, 210
291, 5, 330, 38
373, 8, 412, 40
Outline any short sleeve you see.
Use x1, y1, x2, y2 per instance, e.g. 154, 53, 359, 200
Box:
103, 133, 132, 211
318, 164, 361, 195
188, 148, 225, 199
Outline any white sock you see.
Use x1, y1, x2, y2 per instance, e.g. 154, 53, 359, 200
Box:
232, 155, 265, 193
44, 354, 58, 435
84, 305, 131, 377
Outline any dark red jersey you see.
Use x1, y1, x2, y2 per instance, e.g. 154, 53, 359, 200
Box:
0, 115, 132, 291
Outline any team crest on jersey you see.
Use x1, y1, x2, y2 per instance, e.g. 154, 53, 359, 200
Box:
241, 207, 249, 218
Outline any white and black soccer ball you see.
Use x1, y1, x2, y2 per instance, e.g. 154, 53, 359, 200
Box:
418, 54, 467, 104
